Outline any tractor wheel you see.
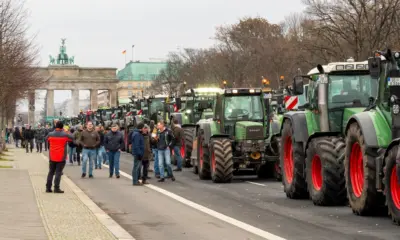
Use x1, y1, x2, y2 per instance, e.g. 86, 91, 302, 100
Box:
383, 145, 400, 225
280, 119, 308, 199
183, 127, 195, 167
197, 132, 211, 180
345, 122, 383, 215
272, 136, 282, 181
305, 136, 347, 206
210, 138, 233, 183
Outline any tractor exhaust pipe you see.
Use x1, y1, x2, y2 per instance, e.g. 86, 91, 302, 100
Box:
317, 64, 329, 132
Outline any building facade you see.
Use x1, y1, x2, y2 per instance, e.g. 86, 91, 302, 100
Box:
117, 61, 167, 104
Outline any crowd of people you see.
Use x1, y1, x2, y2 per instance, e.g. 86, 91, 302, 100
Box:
42, 118, 185, 192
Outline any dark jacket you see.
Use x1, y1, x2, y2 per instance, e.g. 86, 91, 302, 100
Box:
23, 129, 35, 140
14, 128, 21, 140
99, 131, 105, 146
171, 124, 184, 147
143, 133, 152, 161
34, 128, 46, 143
156, 128, 175, 150
104, 130, 123, 152
80, 129, 100, 149
131, 129, 144, 158
46, 129, 74, 162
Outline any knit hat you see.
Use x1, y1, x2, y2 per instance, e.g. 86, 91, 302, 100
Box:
137, 122, 144, 130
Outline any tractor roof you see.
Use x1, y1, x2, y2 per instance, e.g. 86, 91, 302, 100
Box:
307, 58, 368, 75
224, 88, 263, 95
185, 87, 224, 95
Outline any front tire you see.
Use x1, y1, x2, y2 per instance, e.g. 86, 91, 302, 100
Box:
210, 138, 233, 183
345, 122, 383, 215
383, 145, 400, 225
305, 136, 347, 206
280, 119, 308, 199
197, 132, 210, 180
183, 127, 195, 167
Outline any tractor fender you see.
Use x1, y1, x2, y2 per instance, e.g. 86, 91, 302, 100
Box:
197, 122, 215, 146
270, 121, 281, 136
281, 111, 309, 144
182, 123, 197, 129
345, 113, 379, 148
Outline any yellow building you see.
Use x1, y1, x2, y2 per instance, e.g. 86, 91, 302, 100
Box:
117, 61, 167, 105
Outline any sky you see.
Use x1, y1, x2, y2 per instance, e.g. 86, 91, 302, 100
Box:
21, 0, 305, 111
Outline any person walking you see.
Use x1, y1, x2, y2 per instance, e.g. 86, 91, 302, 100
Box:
104, 124, 124, 178
155, 120, 176, 182
100, 126, 108, 164
74, 125, 84, 166
13, 127, 21, 148
149, 120, 160, 178
131, 123, 145, 185
68, 128, 77, 164
171, 119, 184, 171
79, 121, 100, 178
35, 124, 46, 153
95, 125, 106, 169
24, 126, 35, 153
45, 121, 74, 193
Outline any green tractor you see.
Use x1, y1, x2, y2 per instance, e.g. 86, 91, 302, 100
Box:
170, 87, 223, 168
191, 87, 272, 183
344, 50, 400, 224
280, 58, 378, 206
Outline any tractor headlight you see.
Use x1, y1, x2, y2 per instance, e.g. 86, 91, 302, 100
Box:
393, 104, 400, 115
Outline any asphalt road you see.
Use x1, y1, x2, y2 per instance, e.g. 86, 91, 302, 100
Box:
63, 151, 400, 240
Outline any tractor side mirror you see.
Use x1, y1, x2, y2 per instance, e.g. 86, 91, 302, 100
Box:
292, 76, 304, 95
368, 57, 381, 79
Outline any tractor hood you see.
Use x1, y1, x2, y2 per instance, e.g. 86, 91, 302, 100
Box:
235, 121, 264, 140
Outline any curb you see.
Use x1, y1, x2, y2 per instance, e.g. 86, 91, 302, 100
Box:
41, 154, 136, 240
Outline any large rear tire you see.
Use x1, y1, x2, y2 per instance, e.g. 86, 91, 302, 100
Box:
210, 138, 233, 183
305, 136, 347, 206
383, 145, 400, 225
183, 127, 195, 167
280, 119, 308, 199
345, 122, 383, 215
197, 132, 210, 180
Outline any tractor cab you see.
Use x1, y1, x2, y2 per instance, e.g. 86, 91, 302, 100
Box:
292, 58, 378, 133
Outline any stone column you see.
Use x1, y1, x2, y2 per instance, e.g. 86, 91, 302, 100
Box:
46, 89, 54, 117
71, 89, 79, 116
27, 91, 35, 126
109, 90, 118, 107
90, 89, 98, 110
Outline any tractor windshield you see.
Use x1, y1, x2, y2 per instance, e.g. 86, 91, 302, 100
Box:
224, 95, 263, 121
149, 98, 164, 115
328, 73, 377, 109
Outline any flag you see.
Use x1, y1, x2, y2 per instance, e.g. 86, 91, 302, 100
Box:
122, 50, 126, 54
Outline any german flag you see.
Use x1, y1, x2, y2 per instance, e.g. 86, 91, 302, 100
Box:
122, 50, 126, 54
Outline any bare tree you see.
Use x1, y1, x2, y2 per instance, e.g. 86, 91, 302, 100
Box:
0, 0, 40, 130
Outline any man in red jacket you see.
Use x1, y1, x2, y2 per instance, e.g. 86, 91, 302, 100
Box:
45, 121, 74, 193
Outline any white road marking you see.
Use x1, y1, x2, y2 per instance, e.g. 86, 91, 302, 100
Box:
103, 164, 286, 240
41, 155, 136, 240
246, 181, 267, 187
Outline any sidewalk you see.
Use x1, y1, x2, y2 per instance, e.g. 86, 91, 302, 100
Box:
1, 145, 133, 240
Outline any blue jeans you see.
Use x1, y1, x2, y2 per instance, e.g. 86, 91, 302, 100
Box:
152, 148, 160, 176
132, 156, 142, 184
107, 151, 121, 176
174, 146, 183, 169
158, 148, 173, 179
82, 149, 97, 176
97, 146, 106, 167
69, 146, 76, 163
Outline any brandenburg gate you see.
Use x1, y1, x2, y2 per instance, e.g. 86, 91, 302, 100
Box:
27, 39, 118, 125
